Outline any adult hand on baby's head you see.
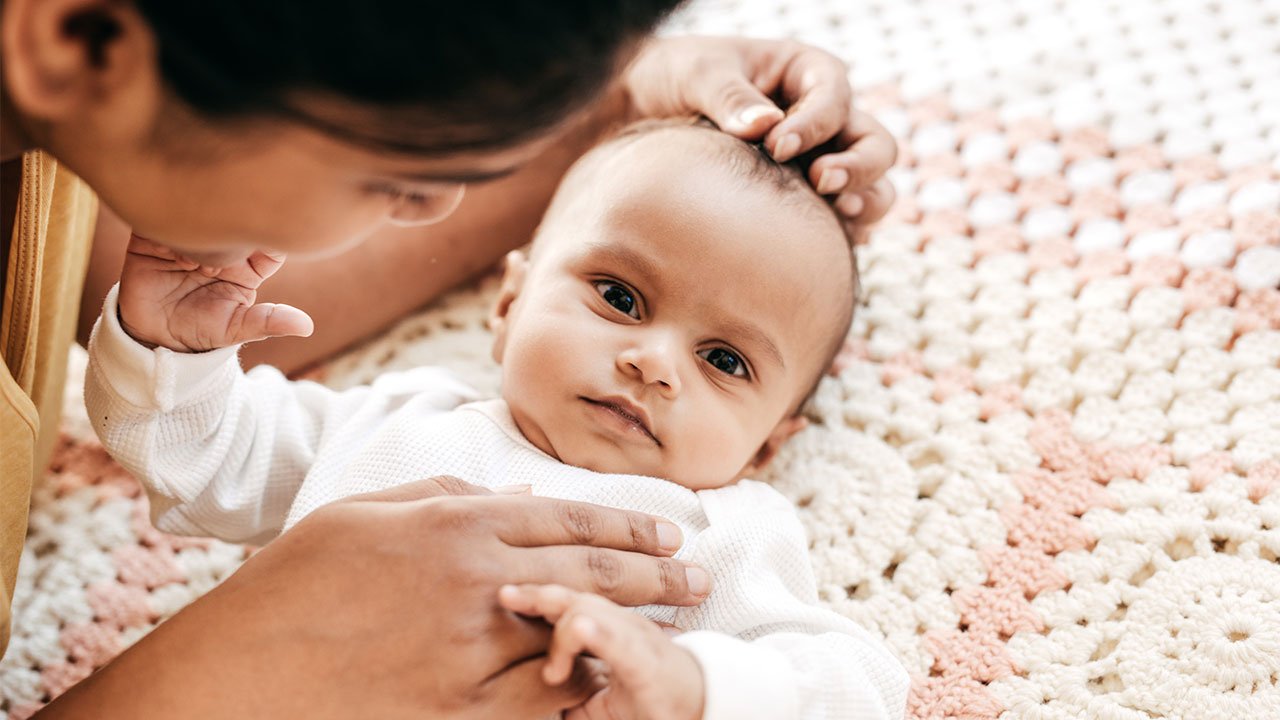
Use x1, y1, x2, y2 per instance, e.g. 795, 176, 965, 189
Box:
624, 36, 897, 241
116, 233, 314, 352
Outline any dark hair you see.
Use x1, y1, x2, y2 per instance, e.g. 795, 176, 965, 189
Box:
133, 1, 685, 154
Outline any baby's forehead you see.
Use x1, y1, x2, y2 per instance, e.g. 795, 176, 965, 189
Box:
601, 124, 815, 197
545, 134, 854, 366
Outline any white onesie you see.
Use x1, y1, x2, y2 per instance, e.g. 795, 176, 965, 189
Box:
86, 285, 909, 720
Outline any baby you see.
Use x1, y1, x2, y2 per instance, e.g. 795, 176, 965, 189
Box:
86, 121, 909, 720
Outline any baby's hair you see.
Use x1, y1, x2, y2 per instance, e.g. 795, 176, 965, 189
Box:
608, 118, 860, 412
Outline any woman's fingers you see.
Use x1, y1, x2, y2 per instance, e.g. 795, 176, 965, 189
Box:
335, 475, 493, 504
808, 109, 898, 194
761, 47, 853, 162
491, 496, 683, 556
511, 545, 709, 607
698, 74, 787, 138
836, 177, 896, 227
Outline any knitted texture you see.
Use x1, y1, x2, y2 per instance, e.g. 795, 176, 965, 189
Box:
3, 0, 1279, 717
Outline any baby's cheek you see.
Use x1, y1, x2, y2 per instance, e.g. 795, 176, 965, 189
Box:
672, 416, 760, 488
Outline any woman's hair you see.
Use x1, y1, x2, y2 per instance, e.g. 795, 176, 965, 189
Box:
133, 0, 685, 154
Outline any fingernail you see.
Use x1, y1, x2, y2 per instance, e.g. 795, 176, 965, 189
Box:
773, 133, 802, 161
685, 566, 711, 596
838, 193, 865, 216
496, 484, 532, 495
817, 168, 850, 195
735, 105, 782, 128
657, 522, 682, 551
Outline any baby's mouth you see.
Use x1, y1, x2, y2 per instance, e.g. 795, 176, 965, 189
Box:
580, 396, 661, 446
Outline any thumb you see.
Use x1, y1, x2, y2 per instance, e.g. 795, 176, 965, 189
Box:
229, 303, 314, 344
698, 76, 784, 139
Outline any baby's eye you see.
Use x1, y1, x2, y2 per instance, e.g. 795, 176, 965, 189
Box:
594, 281, 639, 319
699, 347, 748, 378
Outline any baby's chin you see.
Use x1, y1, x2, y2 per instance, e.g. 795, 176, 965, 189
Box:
553, 441, 665, 480
554, 439, 739, 490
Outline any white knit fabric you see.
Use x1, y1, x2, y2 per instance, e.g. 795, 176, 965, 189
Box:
84, 285, 910, 720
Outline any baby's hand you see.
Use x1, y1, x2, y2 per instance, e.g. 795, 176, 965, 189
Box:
117, 234, 313, 352
499, 584, 705, 720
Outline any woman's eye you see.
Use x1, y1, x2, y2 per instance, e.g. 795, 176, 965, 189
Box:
699, 348, 747, 378
594, 281, 639, 318
369, 183, 428, 205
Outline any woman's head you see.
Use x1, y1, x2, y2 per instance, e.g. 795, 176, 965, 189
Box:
1, 0, 682, 261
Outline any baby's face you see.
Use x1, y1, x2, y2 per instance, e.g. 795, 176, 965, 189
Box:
490, 129, 852, 489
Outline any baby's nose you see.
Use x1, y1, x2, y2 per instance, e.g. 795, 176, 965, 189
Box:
618, 344, 682, 397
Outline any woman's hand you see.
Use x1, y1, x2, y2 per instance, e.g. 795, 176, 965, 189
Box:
500, 584, 706, 720
40, 477, 708, 719
625, 36, 898, 241
116, 233, 313, 352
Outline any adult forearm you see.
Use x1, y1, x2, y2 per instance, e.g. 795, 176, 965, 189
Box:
37, 590, 293, 719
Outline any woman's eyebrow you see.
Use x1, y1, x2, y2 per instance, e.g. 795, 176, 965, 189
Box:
392, 165, 522, 184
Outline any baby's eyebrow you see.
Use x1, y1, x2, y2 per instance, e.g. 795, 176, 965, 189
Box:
584, 241, 663, 289
718, 317, 785, 370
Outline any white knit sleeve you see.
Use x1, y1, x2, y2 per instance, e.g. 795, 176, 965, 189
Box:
84, 284, 478, 543
672, 482, 909, 720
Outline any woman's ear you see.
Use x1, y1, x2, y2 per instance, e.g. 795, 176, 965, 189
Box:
739, 415, 809, 478
489, 250, 530, 363
3, 0, 152, 122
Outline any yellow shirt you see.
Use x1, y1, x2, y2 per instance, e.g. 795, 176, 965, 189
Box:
0, 150, 97, 654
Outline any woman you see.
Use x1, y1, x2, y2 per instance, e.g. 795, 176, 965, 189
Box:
1, 0, 896, 716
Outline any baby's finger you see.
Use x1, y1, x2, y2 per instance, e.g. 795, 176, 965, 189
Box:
126, 233, 201, 270
498, 583, 576, 624
808, 110, 898, 191
762, 49, 851, 162
229, 303, 315, 345
247, 250, 289, 281
545, 613, 601, 685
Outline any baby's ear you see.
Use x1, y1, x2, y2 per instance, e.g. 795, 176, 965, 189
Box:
739, 415, 809, 478
489, 250, 529, 363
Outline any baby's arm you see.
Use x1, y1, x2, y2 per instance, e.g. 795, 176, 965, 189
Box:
669, 483, 911, 720
86, 236, 474, 542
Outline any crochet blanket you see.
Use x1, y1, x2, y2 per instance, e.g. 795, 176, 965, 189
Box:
3, 0, 1278, 717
